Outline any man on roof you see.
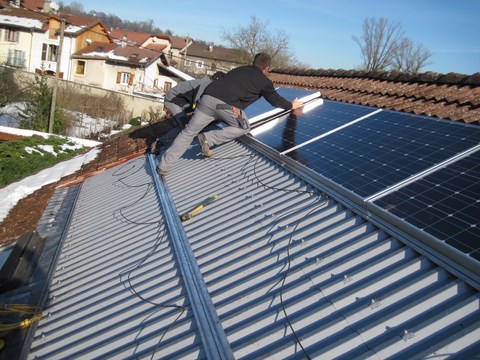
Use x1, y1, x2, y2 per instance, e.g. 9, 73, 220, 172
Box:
152, 71, 225, 153
156, 52, 303, 176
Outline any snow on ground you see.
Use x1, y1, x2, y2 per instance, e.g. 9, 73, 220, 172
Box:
0, 104, 143, 226
0, 147, 100, 223
0, 125, 102, 223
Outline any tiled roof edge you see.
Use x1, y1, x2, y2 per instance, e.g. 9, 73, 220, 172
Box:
271, 68, 480, 87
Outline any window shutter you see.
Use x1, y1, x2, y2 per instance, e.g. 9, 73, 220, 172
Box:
116, 72, 121, 84
128, 74, 135, 86
42, 44, 47, 61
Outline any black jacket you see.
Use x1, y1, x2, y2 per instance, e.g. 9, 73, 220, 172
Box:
204, 65, 292, 110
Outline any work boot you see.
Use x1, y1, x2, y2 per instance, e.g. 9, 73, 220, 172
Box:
156, 166, 168, 177
198, 133, 213, 157
151, 138, 164, 155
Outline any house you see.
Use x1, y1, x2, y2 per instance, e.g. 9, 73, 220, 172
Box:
0, 6, 111, 79
164, 34, 192, 67
71, 40, 168, 93
179, 42, 245, 76
109, 28, 171, 52
0, 6, 50, 71
0, 67, 479, 358
109, 29, 183, 92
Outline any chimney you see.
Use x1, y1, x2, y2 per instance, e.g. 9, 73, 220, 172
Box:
121, 36, 127, 48
44, 1, 59, 14
208, 45, 213, 52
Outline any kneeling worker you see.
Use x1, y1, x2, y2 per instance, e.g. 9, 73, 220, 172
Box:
152, 71, 225, 153
156, 52, 303, 176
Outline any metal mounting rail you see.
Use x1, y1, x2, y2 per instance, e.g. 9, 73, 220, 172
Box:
147, 154, 234, 360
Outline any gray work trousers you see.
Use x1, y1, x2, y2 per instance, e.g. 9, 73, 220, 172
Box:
157, 95, 250, 172
157, 101, 186, 145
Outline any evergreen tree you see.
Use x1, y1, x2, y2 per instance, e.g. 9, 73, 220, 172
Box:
19, 75, 65, 134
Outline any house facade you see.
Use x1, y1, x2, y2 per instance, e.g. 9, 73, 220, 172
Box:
178, 42, 245, 76
0, 6, 112, 79
0, 6, 49, 71
71, 41, 171, 94
0, 1, 244, 97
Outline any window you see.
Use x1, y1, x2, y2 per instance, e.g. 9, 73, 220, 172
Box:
4, 28, 19, 42
120, 73, 130, 85
164, 81, 172, 92
184, 59, 191, 67
75, 60, 86, 75
42, 44, 58, 62
7, 49, 25, 67
196, 60, 204, 68
116, 72, 134, 86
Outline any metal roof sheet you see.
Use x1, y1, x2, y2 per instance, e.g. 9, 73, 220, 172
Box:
25, 136, 480, 358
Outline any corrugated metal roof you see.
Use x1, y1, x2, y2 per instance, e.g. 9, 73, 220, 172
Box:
26, 136, 480, 358
29, 157, 205, 359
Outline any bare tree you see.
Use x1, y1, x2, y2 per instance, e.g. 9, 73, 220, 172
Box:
353, 17, 404, 71
221, 16, 298, 67
392, 38, 432, 73
353, 16, 432, 73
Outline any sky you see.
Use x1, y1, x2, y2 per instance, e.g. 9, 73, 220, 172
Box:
63, 0, 480, 75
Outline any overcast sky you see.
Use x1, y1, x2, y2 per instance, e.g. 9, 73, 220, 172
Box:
65, 0, 479, 75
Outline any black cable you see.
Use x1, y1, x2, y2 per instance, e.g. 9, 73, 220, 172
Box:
209, 150, 328, 358
113, 160, 187, 358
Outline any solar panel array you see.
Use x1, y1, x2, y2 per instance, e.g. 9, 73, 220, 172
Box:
248, 90, 480, 263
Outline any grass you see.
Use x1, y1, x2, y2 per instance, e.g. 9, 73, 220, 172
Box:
0, 135, 85, 187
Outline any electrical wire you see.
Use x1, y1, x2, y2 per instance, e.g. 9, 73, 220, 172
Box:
249, 155, 327, 359
208, 149, 329, 358
112, 160, 187, 358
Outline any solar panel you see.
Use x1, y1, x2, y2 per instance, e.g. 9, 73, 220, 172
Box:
279, 110, 480, 197
251, 100, 378, 152
248, 92, 480, 264
373, 150, 480, 260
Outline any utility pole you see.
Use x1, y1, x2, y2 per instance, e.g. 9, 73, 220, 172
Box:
48, 18, 65, 133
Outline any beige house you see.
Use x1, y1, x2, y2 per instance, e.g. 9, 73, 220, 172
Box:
178, 42, 245, 76
71, 41, 171, 94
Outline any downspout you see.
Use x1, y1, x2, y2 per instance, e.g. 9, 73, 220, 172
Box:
29, 28, 34, 72
66, 34, 73, 81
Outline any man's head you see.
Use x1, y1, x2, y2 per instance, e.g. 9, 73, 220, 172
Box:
253, 53, 271, 72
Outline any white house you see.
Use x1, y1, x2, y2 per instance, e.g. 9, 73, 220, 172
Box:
71, 40, 169, 94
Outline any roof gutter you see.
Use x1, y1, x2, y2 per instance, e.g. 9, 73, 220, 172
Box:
147, 154, 234, 360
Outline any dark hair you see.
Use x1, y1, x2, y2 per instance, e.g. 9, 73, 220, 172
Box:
211, 71, 225, 80
252, 53, 271, 69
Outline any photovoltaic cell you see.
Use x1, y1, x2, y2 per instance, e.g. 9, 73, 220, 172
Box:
283, 110, 480, 197
251, 100, 377, 152
373, 150, 480, 260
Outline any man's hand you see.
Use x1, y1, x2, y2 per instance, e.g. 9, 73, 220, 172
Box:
292, 107, 304, 117
292, 97, 304, 110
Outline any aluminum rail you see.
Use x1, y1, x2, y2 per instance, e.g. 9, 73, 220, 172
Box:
147, 154, 234, 360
